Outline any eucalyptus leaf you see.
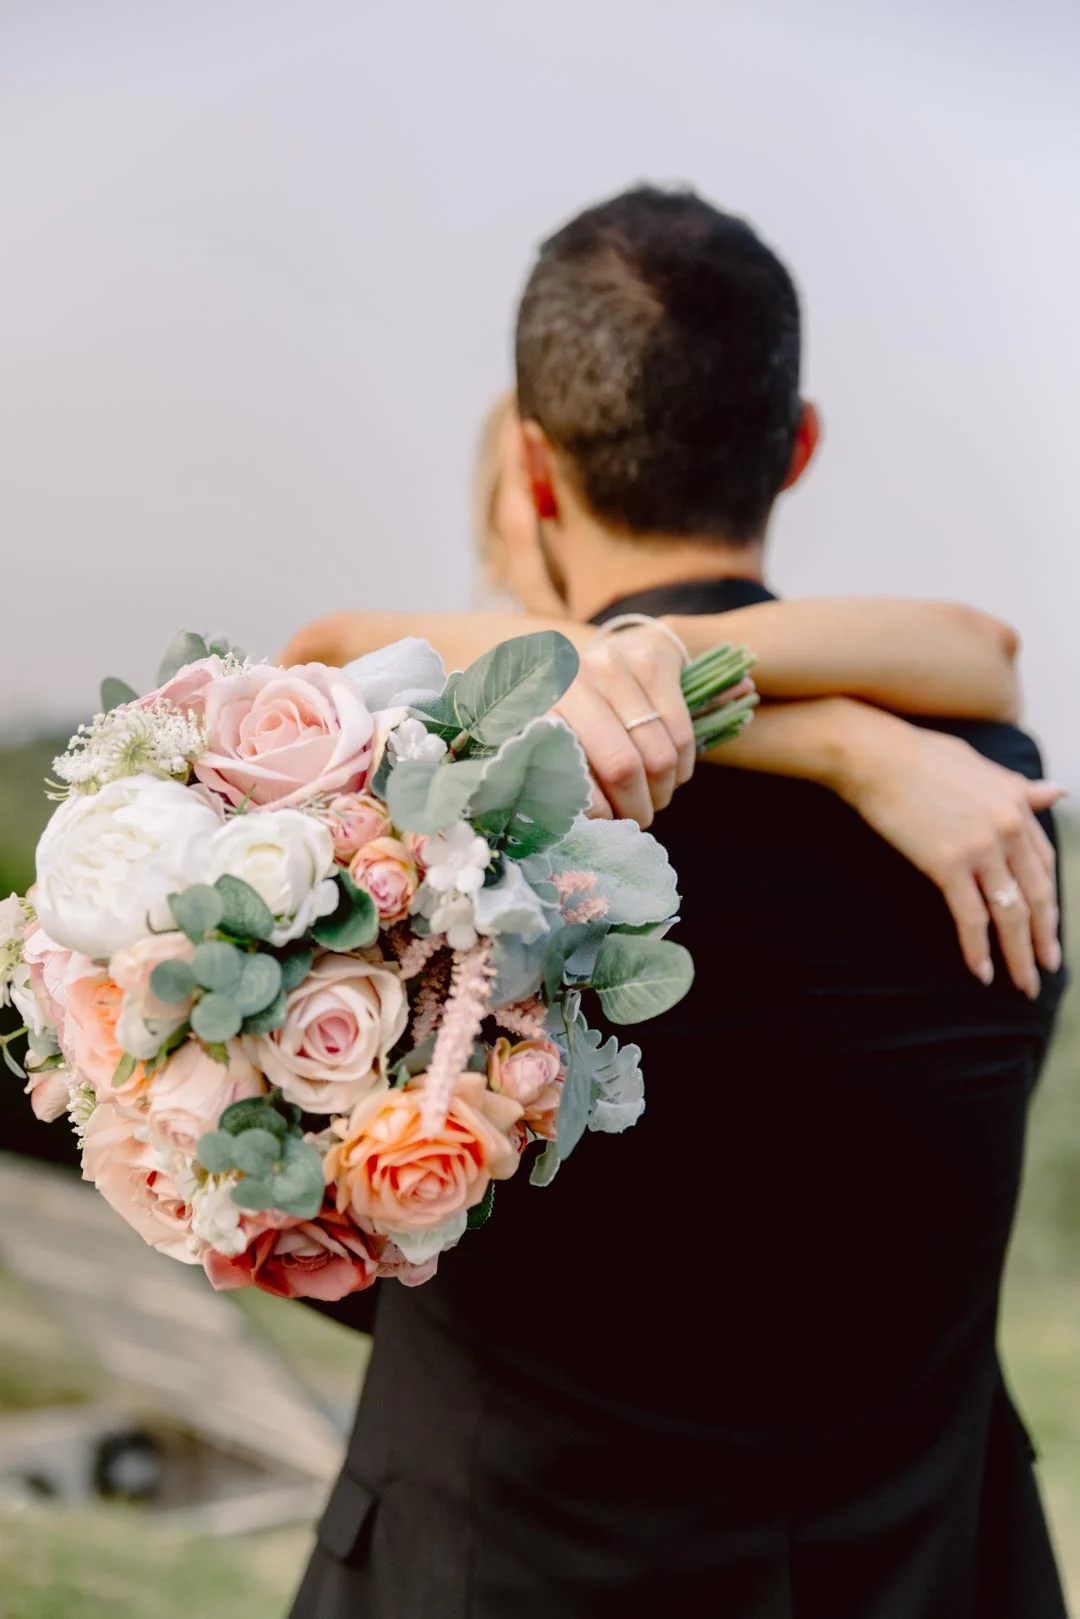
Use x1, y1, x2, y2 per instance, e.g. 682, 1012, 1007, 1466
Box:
156, 630, 210, 688
543, 922, 601, 1002
555, 1017, 593, 1159
2, 1043, 27, 1080
150, 958, 197, 1005
385, 757, 486, 835
111, 1052, 138, 1089
196, 1130, 238, 1175
241, 986, 288, 1036
342, 636, 447, 712
190, 992, 243, 1043
230, 1179, 277, 1213
311, 871, 378, 951
408, 671, 464, 741
279, 947, 314, 992
192, 940, 244, 995
265, 1136, 325, 1218
231, 1128, 282, 1177
234, 953, 283, 1016
454, 631, 579, 746
168, 885, 224, 942
469, 717, 591, 857
591, 936, 694, 1025
219, 1096, 285, 1137
100, 677, 138, 713
214, 875, 275, 942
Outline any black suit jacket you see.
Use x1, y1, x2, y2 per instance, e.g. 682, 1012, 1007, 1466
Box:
293, 580, 1068, 1619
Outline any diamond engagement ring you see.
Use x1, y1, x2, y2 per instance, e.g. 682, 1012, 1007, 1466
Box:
625, 711, 662, 733
991, 879, 1022, 910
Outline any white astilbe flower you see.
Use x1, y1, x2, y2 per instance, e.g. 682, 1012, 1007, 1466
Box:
0, 893, 30, 1007
51, 701, 207, 797
387, 716, 448, 763
410, 822, 492, 951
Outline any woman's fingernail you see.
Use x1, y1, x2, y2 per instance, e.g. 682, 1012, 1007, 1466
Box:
1048, 941, 1063, 972
977, 961, 994, 986
1027, 973, 1041, 1000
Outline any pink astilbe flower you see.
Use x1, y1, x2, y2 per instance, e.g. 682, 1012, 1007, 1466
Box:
552, 869, 598, 905
393, 929, 445, 981
494, 996, 548, 1040
411, 949, 453, 1046
421, 939, 495, 1133
564, 894, 611, 925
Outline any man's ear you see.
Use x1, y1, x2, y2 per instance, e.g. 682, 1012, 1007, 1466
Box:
781, 401, 821, 491
519, 420, 560, 521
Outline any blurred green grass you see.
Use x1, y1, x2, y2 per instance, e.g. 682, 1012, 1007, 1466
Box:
0, 734, 1077, 1615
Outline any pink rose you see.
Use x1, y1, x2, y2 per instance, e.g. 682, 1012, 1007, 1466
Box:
243, 953, 407, 1114
204, 1205, 381, 1301
488, 1037, 563, 1143
146, 1039, 265, 1157
348, 837, 419, 924
138, 655, 228, 718
22, 917, 96, 1035
64, 972, 149, 1104
317, 792, 391, 862
325, 1072, 522, 1233
81, 1101, 196, 1262
194, 662, 375, 810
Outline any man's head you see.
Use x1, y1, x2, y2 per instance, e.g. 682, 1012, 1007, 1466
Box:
513, 185, 818, 566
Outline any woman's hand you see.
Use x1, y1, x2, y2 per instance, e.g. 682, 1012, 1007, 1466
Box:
826, 708, 1063, 996
554, 626, 697, 827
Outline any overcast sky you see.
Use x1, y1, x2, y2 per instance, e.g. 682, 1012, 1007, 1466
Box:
2, 1, 1078, 779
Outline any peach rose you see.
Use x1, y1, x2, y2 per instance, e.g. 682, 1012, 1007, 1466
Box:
318, 792, 391, 862
109, 932, 196, 1060
204, 1205, 381, 1300
146, 1038, 265, 1157
22, 918, 97, 1035
325, 1072, 522, 1233
137, 655, 228, 718
349, 837, 419, 924
25, 1063, 72, 1123
488, 1036, 563, 1142
81, 1101, 197, 1262
243, 953, 407, 1114
64, 972, 149, 1104
194, 662, 374, 810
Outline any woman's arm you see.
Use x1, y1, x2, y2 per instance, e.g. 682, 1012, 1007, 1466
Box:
713, 696, 1061, 997
280, 598, 1020, 723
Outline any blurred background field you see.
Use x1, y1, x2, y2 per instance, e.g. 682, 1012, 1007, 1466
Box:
1, 731, 1078, 1616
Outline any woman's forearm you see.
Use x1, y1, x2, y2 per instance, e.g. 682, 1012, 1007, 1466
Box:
282, 597, 1020, 724
704, 695, 916, 794
667, 599, 1020, 723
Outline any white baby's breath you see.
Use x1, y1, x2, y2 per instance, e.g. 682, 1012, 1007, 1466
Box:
51, 701, 207, 798
0, 893, 31, 1008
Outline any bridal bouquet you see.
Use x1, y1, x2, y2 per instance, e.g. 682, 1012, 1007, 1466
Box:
1, 628, 753, 1301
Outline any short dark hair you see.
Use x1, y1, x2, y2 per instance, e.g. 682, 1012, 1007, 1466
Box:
515, 185, 802, 542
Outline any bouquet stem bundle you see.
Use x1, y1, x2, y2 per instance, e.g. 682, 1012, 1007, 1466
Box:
681, 644, 759, 752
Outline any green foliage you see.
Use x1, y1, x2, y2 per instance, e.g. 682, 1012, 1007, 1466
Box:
529, 1140, 561, 1187
149, 957, 197, 1005
233, 952, 283, 1016
240, 986, 288, 1036
214, 873, 276, 941
168, 884, 224, 942
385, 757, 487, 834
555, 1007, 594, 1159
230, 1132, 325, 1219
311, 869, 379, 951
100, 676, 138, 712
591, 935, 694, 1024
189, 992, 243, 1043
469, 717, 592, 857
110, 1052, 138, 1089
454, 630, 579, 746
156, 630, 210, 687
466, 1182, 496, 1230
279, 945, 314, 991
191, 939, 244, 995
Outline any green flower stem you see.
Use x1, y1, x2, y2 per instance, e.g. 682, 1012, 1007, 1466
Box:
681, 644, 757, 713
0, 1027, 28, 1049
447, 729, 471, 757
692, 691, 761, 751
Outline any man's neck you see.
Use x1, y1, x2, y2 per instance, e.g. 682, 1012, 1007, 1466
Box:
556, 519, 766, 623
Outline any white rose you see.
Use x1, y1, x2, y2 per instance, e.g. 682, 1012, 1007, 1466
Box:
198, 810, 338, 946
34, 776, 222, 960
381, 1210, 468, 1266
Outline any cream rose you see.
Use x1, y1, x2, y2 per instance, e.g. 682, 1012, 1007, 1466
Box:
194, 663, 375, 810
81, 1101, 198, 1263
325, 1072, 522, 1233
243, 953, 407, 1114
349, 837, 419, 924
146, 1038, 265, 1157
197, 810, 337, 946
487, 1036, 563, 1140
34, 775, 222, 960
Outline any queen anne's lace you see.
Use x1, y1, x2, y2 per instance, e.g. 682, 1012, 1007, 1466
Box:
51, 702, 207, 797
0, 893, 29, 1005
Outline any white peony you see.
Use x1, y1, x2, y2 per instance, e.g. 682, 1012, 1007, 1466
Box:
34, 775, 222, 960
197, 809, 338, 946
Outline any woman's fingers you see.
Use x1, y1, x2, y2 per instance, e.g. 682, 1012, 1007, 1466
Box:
941, 871, 993, 984
583, 630, 695, 793
554, 682, 654, 826
1003, 822, 1062, 976
976, 859, 1038, 998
